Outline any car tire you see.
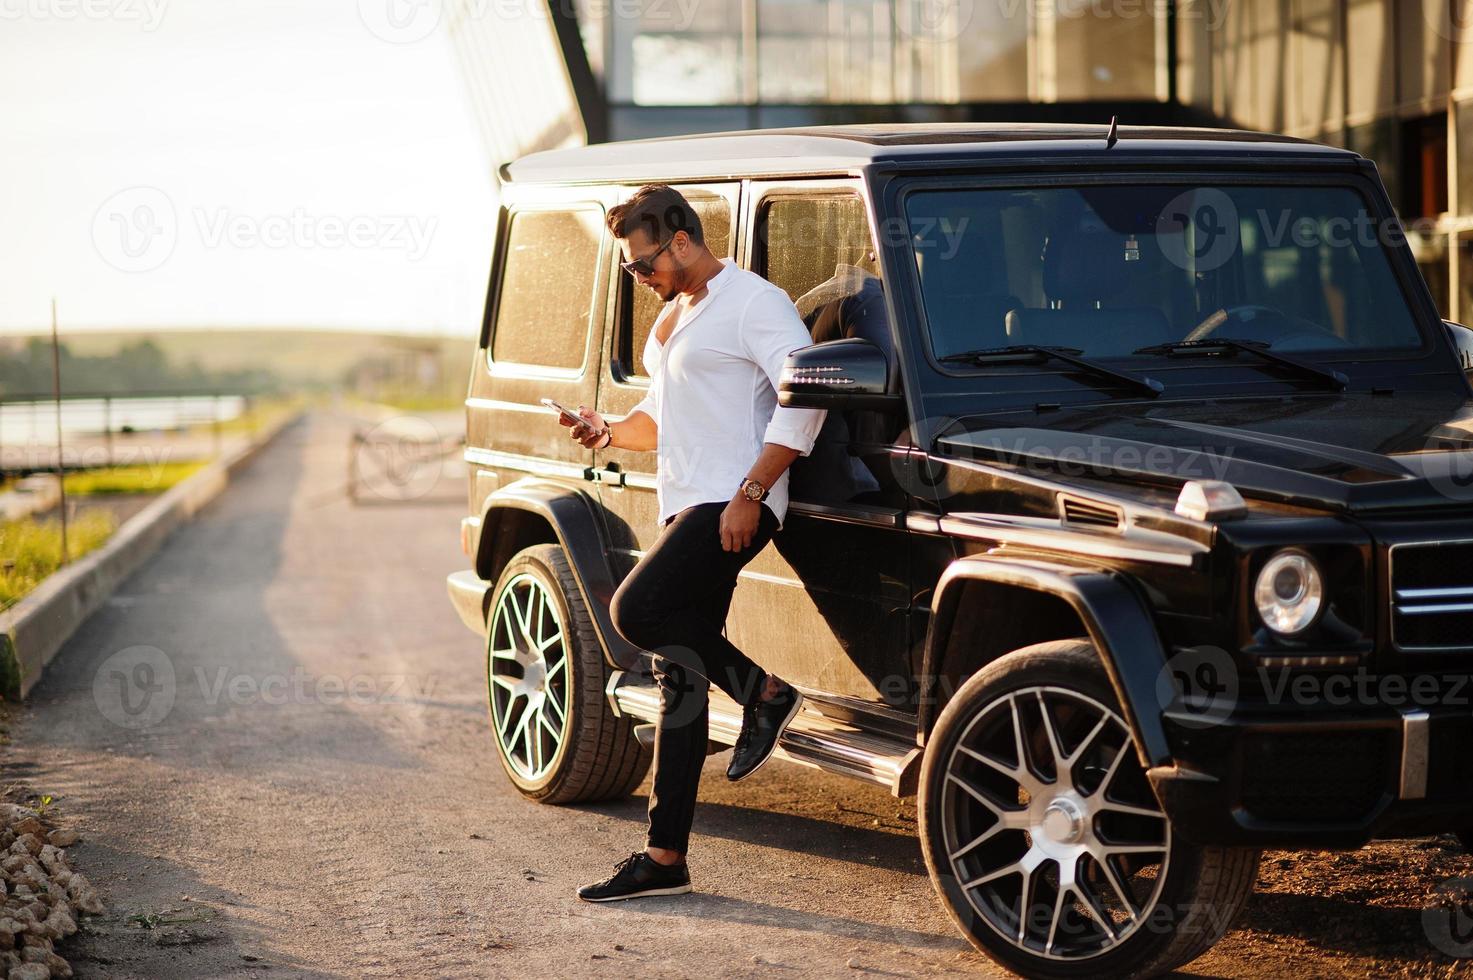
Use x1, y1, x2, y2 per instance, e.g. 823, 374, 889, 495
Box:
918, 639, 1260, 979
485, 544, 652, 804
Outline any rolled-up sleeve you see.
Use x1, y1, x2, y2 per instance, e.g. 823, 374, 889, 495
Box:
629, 377, 659, 426
740, 287, 827, 456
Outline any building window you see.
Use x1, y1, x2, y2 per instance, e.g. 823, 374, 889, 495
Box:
1401, 114, 1449, 221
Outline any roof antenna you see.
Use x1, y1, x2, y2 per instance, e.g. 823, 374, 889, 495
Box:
1105, 115, 1120, 149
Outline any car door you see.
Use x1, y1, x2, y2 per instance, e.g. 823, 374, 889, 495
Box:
723, 180, 917, 708
466, 187, 605, 509
591, 183, 741, 586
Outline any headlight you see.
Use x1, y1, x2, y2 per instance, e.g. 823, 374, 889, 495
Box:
1254, 550, 1324, 635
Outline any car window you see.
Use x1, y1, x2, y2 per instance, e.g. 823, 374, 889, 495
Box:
758, 193, 898, 504
758, 194, 878, 307
905, 184, 1425, 361
616, 190, 733, 379
491, 207, 602, 371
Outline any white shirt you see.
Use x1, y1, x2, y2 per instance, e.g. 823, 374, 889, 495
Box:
629, 258, 826, 528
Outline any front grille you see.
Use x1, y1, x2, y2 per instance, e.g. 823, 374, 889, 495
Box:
1240, 730, 1391, 823
1390, 541, 1473, 652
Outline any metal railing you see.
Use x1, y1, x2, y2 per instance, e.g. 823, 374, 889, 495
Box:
0, 389, 257, 478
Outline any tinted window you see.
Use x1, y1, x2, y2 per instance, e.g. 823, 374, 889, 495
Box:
617, 190, 733, 379
492, 208, 602, 370
758, 194, 877, 304
759, 193, 898, 504
906, 184, 1424, 361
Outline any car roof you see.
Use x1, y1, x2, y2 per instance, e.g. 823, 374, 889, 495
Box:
501, 123, 1361, 185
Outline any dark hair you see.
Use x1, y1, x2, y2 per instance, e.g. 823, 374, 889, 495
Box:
606, 184, 704, 247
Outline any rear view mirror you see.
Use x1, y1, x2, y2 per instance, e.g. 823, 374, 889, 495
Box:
778, 338, 901, 412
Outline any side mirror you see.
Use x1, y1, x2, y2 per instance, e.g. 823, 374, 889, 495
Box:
778, 338, 901, 412
1443, 320, 1473, 380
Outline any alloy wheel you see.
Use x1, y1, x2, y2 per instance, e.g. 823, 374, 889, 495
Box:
487, 572, 571, 781
939, 685, 1170, 960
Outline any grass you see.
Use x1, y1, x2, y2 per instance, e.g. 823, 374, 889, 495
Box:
62, 462, 206, 495
0, 511, 116, 609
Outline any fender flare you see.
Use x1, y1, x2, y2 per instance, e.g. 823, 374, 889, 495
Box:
919, 555, 1172, 768
475, 479, 642, 671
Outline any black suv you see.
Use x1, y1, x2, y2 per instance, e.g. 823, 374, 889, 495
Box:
447, 124, 1473, 977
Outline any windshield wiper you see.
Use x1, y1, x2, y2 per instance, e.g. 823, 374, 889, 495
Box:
939, 345, 1165, 398
1131, 338, 1348, 391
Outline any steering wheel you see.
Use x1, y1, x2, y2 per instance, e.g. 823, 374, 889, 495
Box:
1184, 304, 1349, 350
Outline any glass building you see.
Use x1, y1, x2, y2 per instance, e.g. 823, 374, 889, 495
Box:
450, 0, 1473, 322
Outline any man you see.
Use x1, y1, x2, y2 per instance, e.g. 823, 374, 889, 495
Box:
563, 184, 825, 902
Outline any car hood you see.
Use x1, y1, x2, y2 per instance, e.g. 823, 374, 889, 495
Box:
936, 392, 1473, 514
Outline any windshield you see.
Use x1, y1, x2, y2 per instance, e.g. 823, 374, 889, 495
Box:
905, 184, 1425, 362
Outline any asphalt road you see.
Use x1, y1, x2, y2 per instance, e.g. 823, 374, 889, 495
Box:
4, 409, 1468, 978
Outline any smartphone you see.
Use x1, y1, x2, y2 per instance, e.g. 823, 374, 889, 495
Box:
540, 397, 589, 427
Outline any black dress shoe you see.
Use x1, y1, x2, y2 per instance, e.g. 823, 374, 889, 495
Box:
576, 851, 692, 902
727, 682, 803, 781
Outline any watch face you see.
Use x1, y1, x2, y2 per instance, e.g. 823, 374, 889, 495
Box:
743, 481, 763, 501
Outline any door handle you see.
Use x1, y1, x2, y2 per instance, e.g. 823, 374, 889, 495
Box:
584, 464, 626, 487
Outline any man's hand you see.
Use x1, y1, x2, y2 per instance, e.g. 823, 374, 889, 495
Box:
720, 495, 761, 552
561, 405, 609, 449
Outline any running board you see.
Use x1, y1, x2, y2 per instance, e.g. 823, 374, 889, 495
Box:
607, 670, 923, 797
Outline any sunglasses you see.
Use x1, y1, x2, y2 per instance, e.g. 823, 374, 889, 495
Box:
620, 236, 675, 277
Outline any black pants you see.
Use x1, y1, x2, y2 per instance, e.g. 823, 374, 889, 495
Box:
609, 500, 780, 854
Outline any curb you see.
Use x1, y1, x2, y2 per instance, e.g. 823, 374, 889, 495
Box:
0, 410, 304, 699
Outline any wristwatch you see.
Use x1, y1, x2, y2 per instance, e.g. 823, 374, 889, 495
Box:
738, 478, 769, 502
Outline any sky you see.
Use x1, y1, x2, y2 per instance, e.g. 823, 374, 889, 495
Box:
0, 0, 500, 337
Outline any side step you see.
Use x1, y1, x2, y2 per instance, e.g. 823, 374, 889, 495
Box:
607, 670, 923, 797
